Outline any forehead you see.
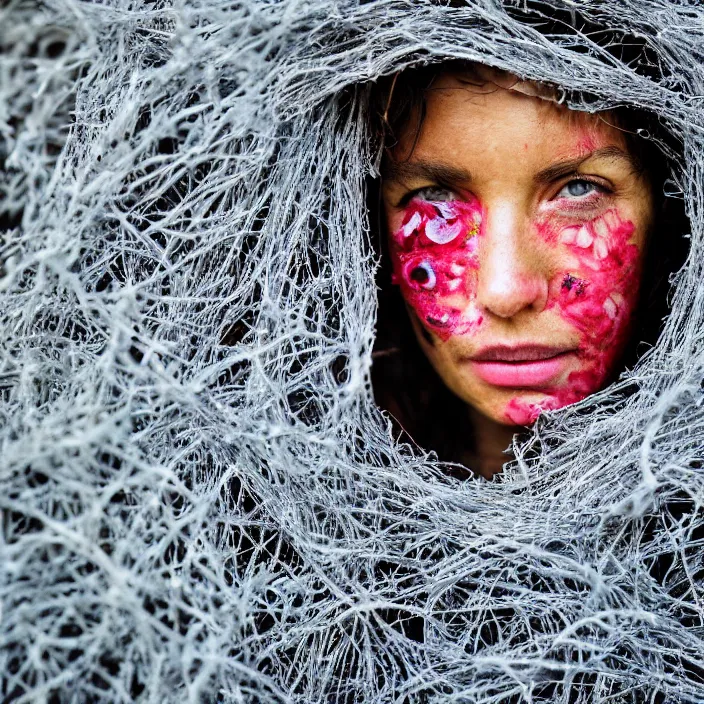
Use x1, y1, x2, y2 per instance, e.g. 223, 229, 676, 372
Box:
392, 73, 629, 168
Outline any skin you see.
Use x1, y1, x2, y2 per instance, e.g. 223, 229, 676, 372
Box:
381, 73, 654, 478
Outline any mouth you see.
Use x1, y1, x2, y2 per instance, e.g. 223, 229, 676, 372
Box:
466, 345, 577, 388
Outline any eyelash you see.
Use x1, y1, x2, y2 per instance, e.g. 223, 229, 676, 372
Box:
400, 185, 458, 207
399, 178, 611, 208
554, 178, 610, 201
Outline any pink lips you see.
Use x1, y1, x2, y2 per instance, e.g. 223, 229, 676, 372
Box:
468, 345, 576, 387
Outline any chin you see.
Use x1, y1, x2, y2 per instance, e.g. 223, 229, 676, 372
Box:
502, 388, 590, 425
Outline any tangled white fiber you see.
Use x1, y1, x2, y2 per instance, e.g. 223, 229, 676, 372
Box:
2, 0, 704, 702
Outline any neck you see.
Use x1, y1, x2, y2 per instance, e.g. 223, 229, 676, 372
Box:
467, 407, 518, 479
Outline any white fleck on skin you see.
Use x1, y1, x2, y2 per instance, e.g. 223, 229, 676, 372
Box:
603, 296, 618, 319
593, 218, 609, 238
561, 226, 580, 245
425, 218, 463, 244
576, 227, 594, 248
604, 210, 619, 230
463, 305, 483, 325
594, 238, 609, 259
402, 211, 422, 238
435, 202, 455, 219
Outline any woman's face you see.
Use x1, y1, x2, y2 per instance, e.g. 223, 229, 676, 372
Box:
382, 74, 654, 426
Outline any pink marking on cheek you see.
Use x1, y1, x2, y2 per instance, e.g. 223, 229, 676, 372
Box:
553, 210, 638, 336
536, 219, 561, 245
505, 398, 541, 425
561, 274, 588, 296
560, 226, 580, 246
505, 209, 642, 424
575, 227, 594, 248
505, 397, 562, 425
391, 198, 484, 339
504, 386, 585, 426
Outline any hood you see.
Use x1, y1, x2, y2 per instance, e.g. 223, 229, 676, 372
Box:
2, 1, 703, 702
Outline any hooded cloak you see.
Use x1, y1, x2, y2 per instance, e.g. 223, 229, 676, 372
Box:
2, 1, 703, 702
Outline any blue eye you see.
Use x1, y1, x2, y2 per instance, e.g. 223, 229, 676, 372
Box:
414, 186, 457, 202
558, 180, 600, 198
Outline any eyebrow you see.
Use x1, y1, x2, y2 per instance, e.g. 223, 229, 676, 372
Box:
382, 159, 472, 185
382, 146, 637, 186
534, 146, 637, 184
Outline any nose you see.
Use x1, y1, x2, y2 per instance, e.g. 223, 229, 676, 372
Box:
474, 203, 549, 319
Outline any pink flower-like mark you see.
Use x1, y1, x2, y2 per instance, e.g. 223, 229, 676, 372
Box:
505, 209, 641, 424
390, 198, 484, 340
391, 198, 641, 427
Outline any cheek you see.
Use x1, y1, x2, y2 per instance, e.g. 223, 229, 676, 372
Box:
505, 209, 643, 424
390, 199, 484, 340
552, 209, 641, 360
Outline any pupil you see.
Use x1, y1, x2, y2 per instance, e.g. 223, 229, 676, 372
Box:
569, 181, 591, 196
410, 265, 430, 284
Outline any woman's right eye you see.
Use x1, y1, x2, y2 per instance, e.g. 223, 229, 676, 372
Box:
412, 186, 458, 202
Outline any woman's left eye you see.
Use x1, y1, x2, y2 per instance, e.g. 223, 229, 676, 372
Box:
413, 186, 457, 202
556, 179, 601, 199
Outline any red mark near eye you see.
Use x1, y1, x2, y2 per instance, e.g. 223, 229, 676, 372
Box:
390, 198, 484, 339
504, 208, 640, 424
576, 131, 598, 156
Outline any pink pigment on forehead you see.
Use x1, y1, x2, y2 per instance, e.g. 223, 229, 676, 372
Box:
390, 198, 484, 340
504, 208, 641, 425
576, 133, 598, 155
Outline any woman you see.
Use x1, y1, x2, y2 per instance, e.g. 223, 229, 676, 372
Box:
5, 2, 702, 702
373, 63, 683, 477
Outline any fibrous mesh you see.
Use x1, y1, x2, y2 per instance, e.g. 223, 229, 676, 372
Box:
1, 1, 703, 702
